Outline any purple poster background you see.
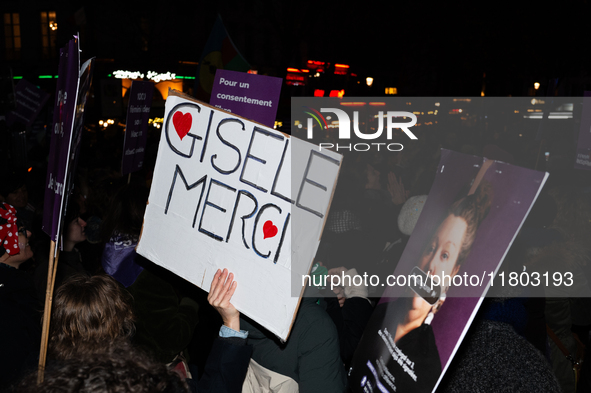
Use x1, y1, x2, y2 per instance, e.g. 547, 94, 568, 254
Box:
574, 91, 591, 170
209, 69, 282, 128
42, 38, 79, 241
122, 81, 153, 175
349, 149, 548, 393
6, 79, 50, 127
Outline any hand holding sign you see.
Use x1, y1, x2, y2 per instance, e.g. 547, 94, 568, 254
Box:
208, 268, 240, 331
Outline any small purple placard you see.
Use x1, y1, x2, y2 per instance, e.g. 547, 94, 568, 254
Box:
122, 81, 153, 175
209, 69, 282, 128
574, 91, 591, 171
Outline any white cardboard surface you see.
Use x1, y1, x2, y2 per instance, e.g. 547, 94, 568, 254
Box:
137, 91, 342, 340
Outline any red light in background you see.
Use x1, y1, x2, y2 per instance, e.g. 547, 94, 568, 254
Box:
286, 70, 306, 86
334, 63, 349, 75
329, 90, 345, 98
340, 102, 366, 106
286, 74, 305, 82
314, 89, 325, 97
369, 102, 386, 106
307, 60, 326, 69
287, 68, 301, 73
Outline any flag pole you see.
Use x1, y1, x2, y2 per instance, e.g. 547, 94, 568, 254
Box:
37, 240, 60, 383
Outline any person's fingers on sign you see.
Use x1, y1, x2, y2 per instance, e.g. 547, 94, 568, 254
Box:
208, 268, 240, 331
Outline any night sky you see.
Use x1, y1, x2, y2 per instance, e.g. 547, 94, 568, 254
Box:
54, 0, 591, 97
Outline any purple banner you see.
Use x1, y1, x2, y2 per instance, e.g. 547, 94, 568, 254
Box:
6, 79, 50, 127
42, 38, 80, 242
348, 150, 548, 393
574, 91, 591, 170
122, 81, 153, 175
209, 69, 282, 128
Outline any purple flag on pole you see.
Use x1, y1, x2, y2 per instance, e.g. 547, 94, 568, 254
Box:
42, 38, 80, 242
122, 81, 153, 175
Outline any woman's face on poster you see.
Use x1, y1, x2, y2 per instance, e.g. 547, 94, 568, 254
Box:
419, 214, 467, 282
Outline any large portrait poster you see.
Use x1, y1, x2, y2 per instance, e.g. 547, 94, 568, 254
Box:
137, 90, 342, 340
348, 149, 548, 393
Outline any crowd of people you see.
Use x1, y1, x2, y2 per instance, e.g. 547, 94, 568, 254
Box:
1, 113, 590, 393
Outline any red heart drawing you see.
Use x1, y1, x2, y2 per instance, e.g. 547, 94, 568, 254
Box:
173, 111, 192, 140
263, 220, 278, 239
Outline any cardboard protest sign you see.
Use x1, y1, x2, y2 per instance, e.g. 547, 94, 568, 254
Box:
42, 38, 80, 242
137, 90, 342, 340
210, 69, 282, 128
348, 149, 548, 393
6, 79, 50, 127
574, 92, 591, 171
122, 81, 154, 175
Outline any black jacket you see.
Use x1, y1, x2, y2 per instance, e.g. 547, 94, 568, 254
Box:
0, 264, 42, 390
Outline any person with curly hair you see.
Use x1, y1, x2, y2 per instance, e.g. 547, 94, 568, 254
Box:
15, 343, 188, 393
33, 269, 251, 393
47, 274, 135, 360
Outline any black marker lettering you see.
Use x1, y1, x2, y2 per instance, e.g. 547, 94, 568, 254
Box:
200, 109, 214, 163
226, 190, 258, 249
296, 150, 340, 218
211, 118, 245, 175
198, 179, 236, 241
240, 126, 284, 193
165, 165, 207, 228
271, 138, 293, 204
274, 212, 290, 264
